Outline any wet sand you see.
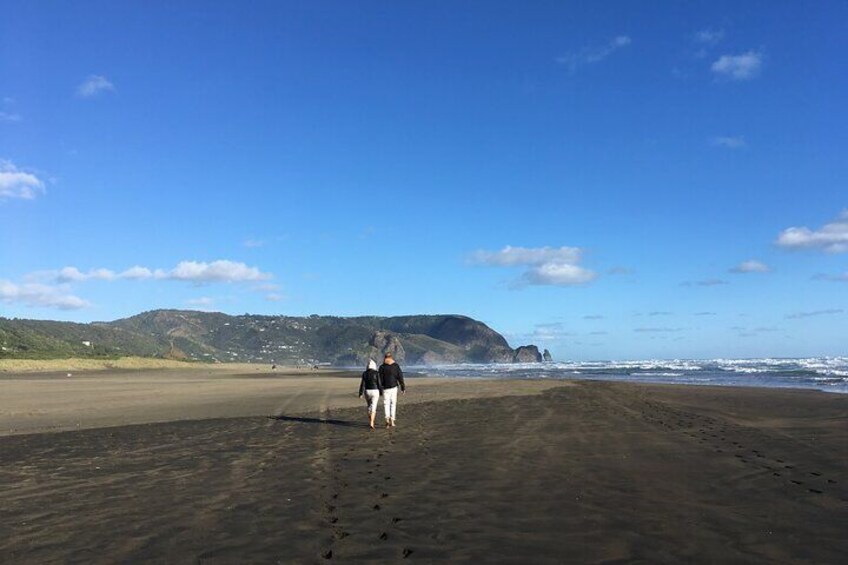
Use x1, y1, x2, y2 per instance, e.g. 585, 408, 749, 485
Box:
1, 376, 846, 563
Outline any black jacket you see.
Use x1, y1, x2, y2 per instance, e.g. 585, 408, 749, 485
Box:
359, 369, 382, 396
378, 362, 405, 391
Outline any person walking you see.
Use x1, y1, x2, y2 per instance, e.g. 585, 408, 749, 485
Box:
378, 352, 405, 428
358, 359, 382, 430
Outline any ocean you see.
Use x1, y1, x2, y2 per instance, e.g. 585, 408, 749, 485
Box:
415, 357, 848, 394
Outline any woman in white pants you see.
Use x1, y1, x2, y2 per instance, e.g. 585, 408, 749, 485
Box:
358, 359, 382, 430
378, 353, 405, 428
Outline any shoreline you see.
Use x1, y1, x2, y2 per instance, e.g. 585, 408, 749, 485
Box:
0, 366, 562, 436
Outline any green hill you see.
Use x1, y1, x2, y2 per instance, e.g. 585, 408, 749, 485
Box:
0, 309, 535, 366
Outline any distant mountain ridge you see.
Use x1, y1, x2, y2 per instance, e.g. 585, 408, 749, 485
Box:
0, 309, 548, 366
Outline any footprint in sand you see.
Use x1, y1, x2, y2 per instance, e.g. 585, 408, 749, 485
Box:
322, 549, 333, 559
379, 532, 388, 540
402, 548, 414, 558
373, 504, 381, 511
809, 488, 823, 494
392, 517, 403, 524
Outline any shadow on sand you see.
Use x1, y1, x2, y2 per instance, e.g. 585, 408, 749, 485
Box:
268, 415, 367, 428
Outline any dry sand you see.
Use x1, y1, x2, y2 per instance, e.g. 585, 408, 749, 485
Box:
1, 371, 846, 563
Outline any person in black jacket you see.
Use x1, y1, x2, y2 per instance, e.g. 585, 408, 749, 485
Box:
378, 352, 405, 428
359, 359, 382, 430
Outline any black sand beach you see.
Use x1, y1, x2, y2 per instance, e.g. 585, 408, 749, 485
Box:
1, 379, 846, 563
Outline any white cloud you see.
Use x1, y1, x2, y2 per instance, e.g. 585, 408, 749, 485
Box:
695, 29, 724, 45
776, 211, 848, 253
186, 297, 215, 307
243, 238, 265, 248
556, 35, 631, 72
0, 112, 21, 123
634, 327, 683, 333
55, 267, 116, 282
0, 280, 89, 310
711, 51, 763, 80
119, 266, 154, 279
33, 260, 271, 285
470, 245, 596, 287
711, 136, 747, 149
77, 75, 115, 98
730, 260, 770, 273
520, 263, 596, 287
166, 260, 271, 282
0, 160, 45, 200
265, 293, 283, 302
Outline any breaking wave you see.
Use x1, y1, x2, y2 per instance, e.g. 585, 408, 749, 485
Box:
416, 357, 848, 394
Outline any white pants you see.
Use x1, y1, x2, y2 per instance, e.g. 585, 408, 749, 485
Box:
383, 386, 398, 421
364, 389, 380, 414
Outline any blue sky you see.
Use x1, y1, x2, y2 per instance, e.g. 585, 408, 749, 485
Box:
1, 1, 846, 360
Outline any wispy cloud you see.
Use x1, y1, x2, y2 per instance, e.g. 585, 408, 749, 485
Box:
470, 245, 596, 287
0, 160, 45, 200
470, 246, 581, 266
681, 278, 729, 287
710, 136, 747, 149
786, 309, 843, 319
694, 311, 717, 316
694, 29, 725, 45
186, 296, 215, 307
776, 211, 848, 253
607, 266, 632, 275
0, 280, 89, 310
583, 314, 604, 320
0, 97, 20, 122
243, 238, 265, 248
812, 272, 848, 283
730, 260, 770, 273
77, 75, 115, 98
510, 322, 575, 343
648, 311, 673, 316
556, 35, 631, 72
634, 327, 683, 333
711, 50, 763, 80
